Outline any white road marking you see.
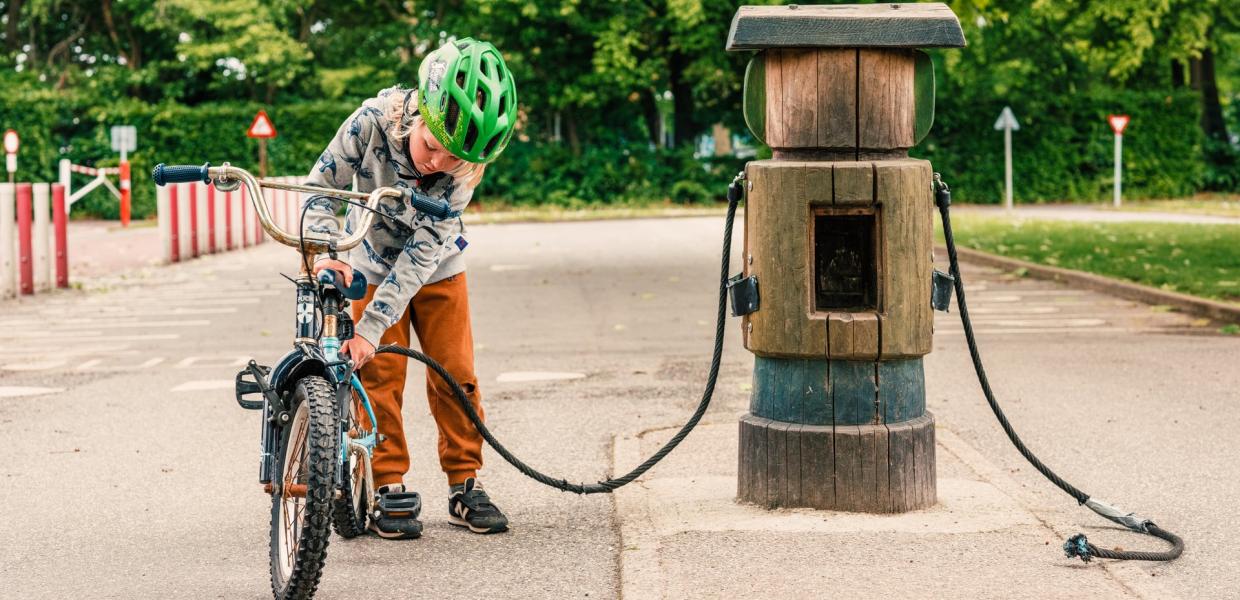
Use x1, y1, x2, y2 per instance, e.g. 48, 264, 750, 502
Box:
496, 371, 587, 383
2, 360, 67, 371
171, 380, 235, 392
9, 331, 180, 341
936, 327, 1129, 336
0, 386, 64, 398
175, 356, 249, 369
27, 319, 212, 330
489, 264, 532, 272
74, 357, 165, 372
962, 306, 1059, 315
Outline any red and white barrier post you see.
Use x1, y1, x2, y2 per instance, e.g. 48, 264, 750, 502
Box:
118, 159, 131, 227
52, 184, 68, 288
16, 183, 33, 295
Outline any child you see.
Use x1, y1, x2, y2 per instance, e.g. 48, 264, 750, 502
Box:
302, 38, 518, 539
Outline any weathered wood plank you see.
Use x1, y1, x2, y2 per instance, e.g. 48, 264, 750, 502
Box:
859, 423, 880, 511
767, 420, 791, 508
727, 3, 967, 51
800, 423, 835, 508
876, 159, 934, 357
827, 312, 879, 360
873, 424, 892, 512
913, 412, 936, 508
833, 424, 863, 510
832, 162, 874, 206
816, 49, 857, 148
878, 358, 926, 423
858, 49, 916, 150
778, 49, 819, 148
831, 359, 877, 425
745, 161, 829, 358
738, 415, 773, 505
785, 423, 805, 506
886, 419, 916, 512
764, 50, 786, 150
751, 357, 833, 425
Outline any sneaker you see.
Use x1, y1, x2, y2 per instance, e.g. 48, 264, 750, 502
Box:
368, 484, 423, 540
448, 478, 509, 534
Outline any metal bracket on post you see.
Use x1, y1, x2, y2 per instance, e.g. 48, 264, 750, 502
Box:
727, 273, 760, 316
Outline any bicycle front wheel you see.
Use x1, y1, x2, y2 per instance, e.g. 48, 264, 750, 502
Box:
269, 376, 337, 600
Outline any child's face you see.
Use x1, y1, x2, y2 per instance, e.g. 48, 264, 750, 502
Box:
409, 121, 464, 175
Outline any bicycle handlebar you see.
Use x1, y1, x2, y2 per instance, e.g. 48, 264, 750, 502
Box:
152, 163, 210, 186
151, 162, 401, 256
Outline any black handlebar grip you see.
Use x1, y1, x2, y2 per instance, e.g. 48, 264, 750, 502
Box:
317, 269, 369, 301
407, 191, 453, 219
152, 163, 211, 186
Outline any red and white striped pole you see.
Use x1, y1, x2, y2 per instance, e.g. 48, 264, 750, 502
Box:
207, 184, 217, 253
16, 183, 33, 294
119, 159, 131, 227
168, 184, 180, 263
188, 182, 199, 258
52, 183, 68, 288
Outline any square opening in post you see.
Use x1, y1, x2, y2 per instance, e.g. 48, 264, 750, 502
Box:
813, 210, 878, 312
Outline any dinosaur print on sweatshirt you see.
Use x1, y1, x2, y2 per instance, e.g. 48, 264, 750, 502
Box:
301, 87, 474, 346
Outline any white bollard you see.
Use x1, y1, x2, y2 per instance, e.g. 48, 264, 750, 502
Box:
195, 181, 210, 256
0, 184, 14, 298
177, 183, 192, 260
32, 183, 50, 292
157, 184, 171, 263
59, 159, 72, 215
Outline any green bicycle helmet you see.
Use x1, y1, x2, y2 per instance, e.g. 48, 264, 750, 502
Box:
418, 38, 518, 164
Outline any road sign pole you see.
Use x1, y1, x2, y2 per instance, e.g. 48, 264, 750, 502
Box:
259, 138, 268, 179
1004, 126, 1013, 210
1113, 133, 1123, 208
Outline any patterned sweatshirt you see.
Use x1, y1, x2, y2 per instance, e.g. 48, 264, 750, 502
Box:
302, 87, 473, 346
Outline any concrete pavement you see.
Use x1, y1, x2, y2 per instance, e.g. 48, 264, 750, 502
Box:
0, 216, 1233, 599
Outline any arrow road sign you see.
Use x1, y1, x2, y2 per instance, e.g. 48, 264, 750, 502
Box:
994, 106, 1019, 209
110, 125, 137, 155
994, 106, 1021, 131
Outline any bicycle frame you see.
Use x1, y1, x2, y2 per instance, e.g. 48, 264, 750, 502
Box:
206, 164, 392, 502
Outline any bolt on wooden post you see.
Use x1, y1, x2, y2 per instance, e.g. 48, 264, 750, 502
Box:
728, 3, 965, 512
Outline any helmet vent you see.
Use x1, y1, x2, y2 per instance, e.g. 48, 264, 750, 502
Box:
464, 122, 479, 152
444, 100, 460, 133
481, 133, 500, 159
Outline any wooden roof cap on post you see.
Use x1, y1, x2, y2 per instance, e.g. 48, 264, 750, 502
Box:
726, 3, 966, 51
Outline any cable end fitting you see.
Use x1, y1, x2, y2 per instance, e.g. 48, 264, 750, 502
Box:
1064, 533, 1093, 563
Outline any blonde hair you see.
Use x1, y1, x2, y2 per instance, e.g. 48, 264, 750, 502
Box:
383, 87, 487, 189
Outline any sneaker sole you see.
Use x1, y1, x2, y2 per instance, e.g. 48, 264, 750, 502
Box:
448, 514, 509, 534
368, 525, 422, 540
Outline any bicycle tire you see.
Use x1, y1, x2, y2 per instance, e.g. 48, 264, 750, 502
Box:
269, 376, 337, 600
331, 388, 370, 539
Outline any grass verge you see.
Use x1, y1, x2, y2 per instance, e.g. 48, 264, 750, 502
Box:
943, 214, 1240, 304
1111, 194, 1240, 219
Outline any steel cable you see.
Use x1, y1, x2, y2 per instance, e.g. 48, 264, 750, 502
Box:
935, 176, 1183, 562
375, 178, 743, 494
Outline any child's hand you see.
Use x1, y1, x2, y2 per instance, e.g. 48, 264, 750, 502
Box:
342, 336, 376, 369
312, 258, 353, 286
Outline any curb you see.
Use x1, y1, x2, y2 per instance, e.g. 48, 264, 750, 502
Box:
945, 245, 1240, 324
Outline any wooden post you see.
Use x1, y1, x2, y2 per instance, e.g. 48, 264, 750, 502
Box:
728, 3, 964, 513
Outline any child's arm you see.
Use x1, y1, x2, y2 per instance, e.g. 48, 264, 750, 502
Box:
353, 187, 472, 347
301, 104, 384, 237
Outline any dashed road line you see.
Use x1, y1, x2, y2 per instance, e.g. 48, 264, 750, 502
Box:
171, 380, 235, 392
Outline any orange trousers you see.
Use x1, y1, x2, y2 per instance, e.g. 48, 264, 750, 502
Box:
351, 273, 485, 488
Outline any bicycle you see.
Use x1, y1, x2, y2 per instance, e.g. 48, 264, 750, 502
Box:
153, 162, 452, 599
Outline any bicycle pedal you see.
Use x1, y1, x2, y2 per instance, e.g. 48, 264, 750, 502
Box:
234, 365, 270, 410
374, 491, 422, 520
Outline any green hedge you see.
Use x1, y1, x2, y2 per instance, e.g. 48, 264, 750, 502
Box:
0, 86, 1212, 220
913, 89, 1205, 203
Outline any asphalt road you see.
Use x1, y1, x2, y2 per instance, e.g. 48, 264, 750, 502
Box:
0, 216, 1235, 599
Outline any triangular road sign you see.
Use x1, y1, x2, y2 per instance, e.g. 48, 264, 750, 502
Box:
1108, 114, 1129, 135
993, 106, 1020, 131
247, 110, 277, 139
